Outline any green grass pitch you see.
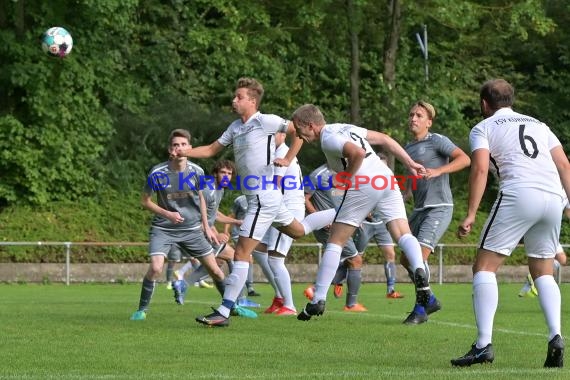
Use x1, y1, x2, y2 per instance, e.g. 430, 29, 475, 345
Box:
0, 282, 568, 379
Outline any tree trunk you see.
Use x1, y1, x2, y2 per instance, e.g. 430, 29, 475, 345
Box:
382, 0, 401, 89
347, 0, 360, 124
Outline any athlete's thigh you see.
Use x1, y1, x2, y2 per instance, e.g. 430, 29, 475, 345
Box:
265, 205, 304, 255
335, 185, 380, 227
415, 206, 453, 250
177, 229, 214, 258
479, 189, 546, 256
374, 187, 408, 223
372, 222, 394, 246
525, 193, 564, 258
353, 224, 372, 252
148, 227, 174, 257
240, 190, 288, 241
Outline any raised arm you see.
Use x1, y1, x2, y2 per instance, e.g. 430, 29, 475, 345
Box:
366, 130, 424, 175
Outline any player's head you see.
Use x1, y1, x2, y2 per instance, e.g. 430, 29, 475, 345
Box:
408, 101, 435, 139
291, 104, 325, 143
480, 79, 514, 117
168, 129, 191, 157
212, 159, 236, 186
233, 77, 264, 114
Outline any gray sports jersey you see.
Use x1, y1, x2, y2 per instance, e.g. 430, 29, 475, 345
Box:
203, 187, 225, 227
230, 195, 248, 240
305, 164, 344, 211
143, 160, 205, 230
404, 133, 457, 210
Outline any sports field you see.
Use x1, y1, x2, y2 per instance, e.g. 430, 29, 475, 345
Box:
1, 282, 568, 379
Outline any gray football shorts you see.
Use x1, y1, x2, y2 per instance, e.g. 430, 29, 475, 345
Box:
149, 226, 213, 258
408, 206, 453, 251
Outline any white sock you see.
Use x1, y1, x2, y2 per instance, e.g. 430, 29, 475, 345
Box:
313, 243, 343, 302
268, 256, 294, 309
252, 250, 281, 297
535, 275, 562, 341
301, 209, 336, 235
217, 261, 248, 318
176, 261, 194, 279
473, 271, 497, 348
398, 234, 423, 271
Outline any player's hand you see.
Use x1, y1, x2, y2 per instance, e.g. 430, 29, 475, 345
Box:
217, 232, 229, 244
168, 211, 185, 224
457, 216, 475, 238
408, 161, 426, 177
423, 167, 442, 179
274, 158, 290, 167
205, 227, 219, 245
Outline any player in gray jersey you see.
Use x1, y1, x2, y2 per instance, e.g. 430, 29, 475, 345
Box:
170, 160, 248, 311
292, 104, 432, 322
401, 101, 470, 325
451, 79, 570, 368
174, 78, 335, 327
304, 163, 369, 312
130, 129, 226, 321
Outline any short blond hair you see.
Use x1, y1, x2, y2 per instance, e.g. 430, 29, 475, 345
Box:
411, 101, 436, 120
236, 77, 264, 107
291, 104, 326, 127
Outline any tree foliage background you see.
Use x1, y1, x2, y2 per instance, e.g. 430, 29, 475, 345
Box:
1, 0, 569, 249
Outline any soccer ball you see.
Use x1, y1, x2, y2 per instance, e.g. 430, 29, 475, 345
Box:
41, 27, 73, 57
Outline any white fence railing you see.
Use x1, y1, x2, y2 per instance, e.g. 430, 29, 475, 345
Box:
0, 241, 565, 285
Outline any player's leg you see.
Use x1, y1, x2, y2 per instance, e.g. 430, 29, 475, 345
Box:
525, 199, 564, 367
196, 192, 280, 326
130, 253, 166, 320
343, 253, 367, 312
298, 222, 356, 321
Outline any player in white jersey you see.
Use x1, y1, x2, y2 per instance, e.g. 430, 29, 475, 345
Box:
174, 78, 335, 327
291, 103, 432, 321
451, 79, 570, 368
257, 132, 305, 315
519, 202, 569, 296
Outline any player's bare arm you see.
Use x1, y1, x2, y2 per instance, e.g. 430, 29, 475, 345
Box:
176, 140, 224, 159
275, 121, 303, 167
366, 130, 425, 176
140, 192, 184, 224
457, 148, 489, 238
424, 147, 471, 179
551, 145, 570, 202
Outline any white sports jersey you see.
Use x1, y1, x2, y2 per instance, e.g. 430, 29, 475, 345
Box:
470, 108, 563, 197
320, 123, 393, 177
275, 143, 305, 207
218, 111, 289, 195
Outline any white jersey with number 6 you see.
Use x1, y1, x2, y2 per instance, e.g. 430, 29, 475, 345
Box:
470, 108, 563, 198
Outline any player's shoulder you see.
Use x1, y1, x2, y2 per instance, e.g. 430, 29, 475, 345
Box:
148, 161, 169, 174
186, 160, 205, 175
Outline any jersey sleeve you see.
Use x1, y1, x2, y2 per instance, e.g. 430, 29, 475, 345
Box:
217, 123, 235, 147
261, 114, 289, 134
469, 123, 489, 152
546, 126, 562, 150
434, 134, 458, 157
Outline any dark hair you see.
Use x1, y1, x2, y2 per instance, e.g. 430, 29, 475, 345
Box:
480, 79, 514, 110
213, 159, 236, 175
236, 77, 264, 107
